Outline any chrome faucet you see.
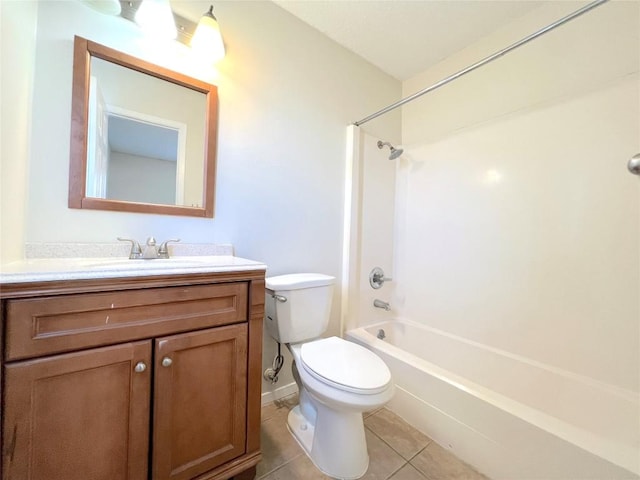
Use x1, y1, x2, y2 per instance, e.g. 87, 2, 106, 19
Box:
158, 238, 180, 259
369, 267, 393, 289
373, 299, 391, 311
118, 237, 143, 259
142, 237, 158, 259
118, 237, 180, 259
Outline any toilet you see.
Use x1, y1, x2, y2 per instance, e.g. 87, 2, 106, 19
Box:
265, 273, 394, 479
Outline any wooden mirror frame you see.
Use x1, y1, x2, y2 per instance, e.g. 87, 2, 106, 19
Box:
68, 36, 218, 217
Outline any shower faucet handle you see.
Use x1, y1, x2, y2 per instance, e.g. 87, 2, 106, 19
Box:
369, 267, 392, 289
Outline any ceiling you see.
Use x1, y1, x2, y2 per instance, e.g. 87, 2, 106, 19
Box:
272, 0, 547, 81
109, 115, 179, 162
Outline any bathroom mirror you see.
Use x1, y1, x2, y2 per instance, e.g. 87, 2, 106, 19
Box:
69, 36, 218, 217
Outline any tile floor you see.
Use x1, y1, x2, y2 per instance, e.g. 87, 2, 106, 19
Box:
257, 395, 489, 480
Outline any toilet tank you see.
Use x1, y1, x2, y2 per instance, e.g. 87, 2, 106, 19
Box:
265, 273, 335, 344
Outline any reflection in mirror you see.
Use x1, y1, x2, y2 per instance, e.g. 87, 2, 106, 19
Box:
100, 115, 181, 205
87, 57, 204, 207
69, 36, 218, 217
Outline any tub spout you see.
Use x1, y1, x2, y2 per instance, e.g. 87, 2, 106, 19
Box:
373, 299, 391, 311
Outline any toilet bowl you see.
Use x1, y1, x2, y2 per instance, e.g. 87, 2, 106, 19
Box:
287, 337, 394, 479
265, 274, 394, 479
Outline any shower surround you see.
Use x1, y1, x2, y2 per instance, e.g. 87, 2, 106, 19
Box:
343, 2, 639, 478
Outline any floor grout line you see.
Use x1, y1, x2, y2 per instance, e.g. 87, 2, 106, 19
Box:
383, 460, 410, 480
407, 441, 431, 462
363, 421, 433, 464
256, 451, 304, 479
260, 399, 479, 480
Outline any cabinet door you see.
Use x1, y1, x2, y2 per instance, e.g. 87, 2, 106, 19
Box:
2, 342, 151, 480
153, 324, 248, 480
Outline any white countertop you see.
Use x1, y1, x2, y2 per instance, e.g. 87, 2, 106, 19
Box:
0, 256, 267, 284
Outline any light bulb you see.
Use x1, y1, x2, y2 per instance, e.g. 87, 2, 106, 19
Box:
191, 6, 225, 63
135, 0, 177, 40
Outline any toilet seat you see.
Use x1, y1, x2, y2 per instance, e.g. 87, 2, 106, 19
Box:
300, 337, 391, 395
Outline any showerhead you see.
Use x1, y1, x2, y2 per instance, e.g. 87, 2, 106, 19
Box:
388, 145, 404, 160
377, 140, 404, 160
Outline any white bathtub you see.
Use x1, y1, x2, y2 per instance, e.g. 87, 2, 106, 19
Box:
346, 319, 639, 480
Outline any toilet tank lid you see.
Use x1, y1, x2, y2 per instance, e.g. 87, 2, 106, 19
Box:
266, 273, 335, 291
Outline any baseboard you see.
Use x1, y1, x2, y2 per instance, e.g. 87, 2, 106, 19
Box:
261, 382, 298, 406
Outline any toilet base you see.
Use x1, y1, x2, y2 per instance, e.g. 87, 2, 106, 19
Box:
287, 404, 369, 479
287, 406, 315, 455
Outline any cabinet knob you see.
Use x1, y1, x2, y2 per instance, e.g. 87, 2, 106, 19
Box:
161, 357, 173, 367
134, 362, 147, 373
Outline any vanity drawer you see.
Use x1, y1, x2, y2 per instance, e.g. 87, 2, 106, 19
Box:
5, 282, 248, 361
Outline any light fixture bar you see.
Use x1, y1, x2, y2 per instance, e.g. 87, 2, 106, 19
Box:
118, 0, 197, 46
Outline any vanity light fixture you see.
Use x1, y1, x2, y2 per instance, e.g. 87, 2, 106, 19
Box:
134, 0, 177, 40
190, 5, 226, 63
117, 1, 224, 60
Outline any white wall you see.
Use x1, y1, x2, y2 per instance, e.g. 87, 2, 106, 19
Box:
396, 1, 639, 392
0, 1, 38, 263
2, 1, 401, 396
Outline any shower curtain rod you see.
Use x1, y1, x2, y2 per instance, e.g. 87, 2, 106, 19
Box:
353, 0, 608, 127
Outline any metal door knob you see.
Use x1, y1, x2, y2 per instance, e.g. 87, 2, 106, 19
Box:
134, 362, 146, 373
161, 357, 173, 367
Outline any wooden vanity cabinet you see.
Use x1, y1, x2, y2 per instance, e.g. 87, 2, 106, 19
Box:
0, 270, 265, 480
153, 324, 248, 480
4, 341, 152, 480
